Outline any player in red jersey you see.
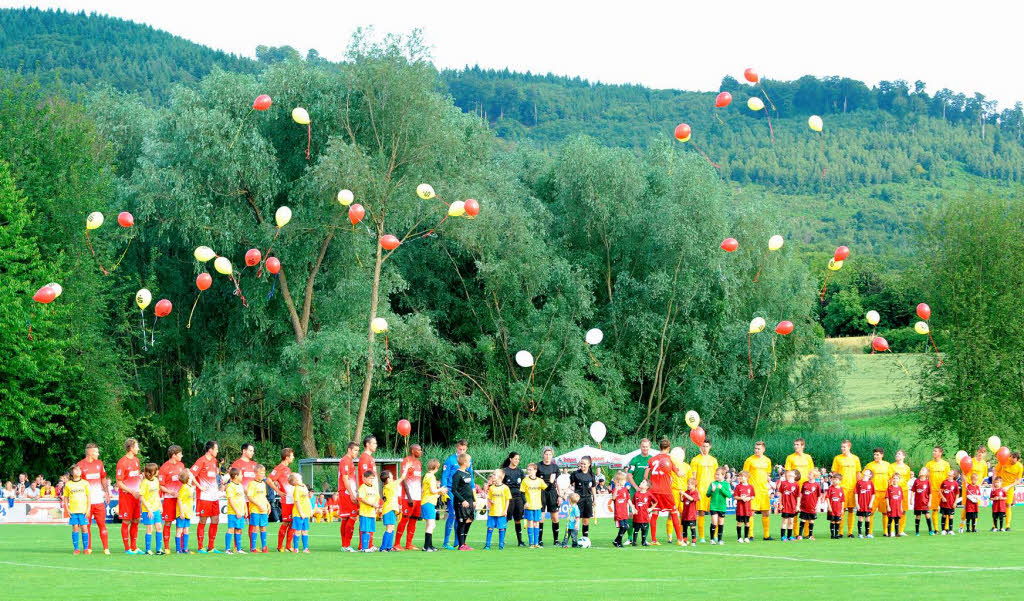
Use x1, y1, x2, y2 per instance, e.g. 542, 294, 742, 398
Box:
189, 440, 221, 552
395, 443, 423, 550
938, 470, 960, 535
230, 443, 258, 544
337, 442, 360, 551
679, 478, 698, 544
611, 472, 632, 547
990, 476, 1008, 531
77, 442, 111, 554
158, 445, 184, 551
885, 473, 905, 537
643, 438, 684, 546
777, 470, 800, 540
356, 435, 378, 550
911, 467, 933, 535
963, 472, 981, 533
825, 473, 845, 539
268, 447, 295, 552
855, 469, 875, 538
115, 438, 143, 553
798, 468, 822, 540
733, 471, 755, 542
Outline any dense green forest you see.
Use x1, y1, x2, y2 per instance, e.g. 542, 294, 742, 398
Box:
0, 9, 1020, 474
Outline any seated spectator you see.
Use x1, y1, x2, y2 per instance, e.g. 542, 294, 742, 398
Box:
16, 473, 28, 496
1, 481, 14, 507
41, 481, 57, 498
23, 482, 40, 499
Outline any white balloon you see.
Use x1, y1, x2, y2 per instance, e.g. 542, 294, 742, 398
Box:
768, 235, 784, 251
337, 189, 354, 206
955, 450, 968, 463
515, 350, 534, 368
585, 328, 604, 345
866, 310, 880, 326
46, 282, 63, 298
589, 421, 607, 444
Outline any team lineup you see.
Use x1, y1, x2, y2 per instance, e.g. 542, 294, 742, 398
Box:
59, 435, 1022, 554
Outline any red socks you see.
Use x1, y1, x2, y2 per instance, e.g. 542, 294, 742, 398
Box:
671, 514, 683, 540
121, 522, 131, 549
207, 523, 218, 551
197, 522, 206, 550
396, 516, 409, 544
405, 520, 417, 547
341, 519, 355, 547
129, 521, 139, 550
650, 516, 658, 542
163, 522, 172, 546
278, 521, 291, 550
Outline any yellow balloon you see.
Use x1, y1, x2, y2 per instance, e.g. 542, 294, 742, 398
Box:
275, 206, 292, 228
684, 410, 700, 429
808, 115, 823, 132
291, 107, 310, 125
447, 200, 466, 217
914, 321, 930, 335
47, 282, 63, 298
677, 134, 691, 143
828, 258, 844, 271
416, 183, 436, 200
194, 246, 216, 262
747, 97, 765, 111
371, 317, 389, 334
749, 317, 766, 334
86, 212, 104, 230
135, 288, 152, 310
768, 235, 784, 251
987, 435, 1002, 454
866, 310, 880, 326
337, 189, 354, 206
214, 256, 232, 275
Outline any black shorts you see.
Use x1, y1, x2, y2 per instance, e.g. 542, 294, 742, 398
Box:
828, 513, 842, 521
736, 515, 750, 523
856, 511, 871, 518
914, 509, 929, 516
940, 507, 954, 516
709, 510, 725, 518
456, 505, 475, 522
994, 511, 1006, 518
507, 496, 525, 521
683, 520, 695, 529
966, 511, 978, 520
541, 489, 560, 513
781, 512, 797, 519
578, 496, 594, 519
799, 511, 817, 521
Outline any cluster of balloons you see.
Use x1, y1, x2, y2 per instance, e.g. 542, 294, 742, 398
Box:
820, 245, 850, 299
685, 410, 705, 446
748, 316, 794, 378
84, 210, 135, 275
134, 288, 173, 349
956, 438, 1013, 474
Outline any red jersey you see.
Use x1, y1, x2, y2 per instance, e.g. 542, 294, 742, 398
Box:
158, 459, 183, 498
681, 490, 698, 521
826, 484, 845, 515
357, 452, 376, 488
912, 477, 931, 511
230, 458, 258, 488
733, 483, 754, 517
337, 456, 357, 497
269, 462, 293, 504
855, 480, 875, 512
613, 487, 630, 521
633, 491, 654, 523
647, 454, 674, 494
939, 479, 959, 509
400, 456, 422, 501
76, 458, 107, 505
990, 487, 1008, 512
116, 455, 142, 494
190, 454, 220, 503
886, 485, 905, 517
778, 480, 800, 514
964, 484, 981, 513
800, 481, 821, 514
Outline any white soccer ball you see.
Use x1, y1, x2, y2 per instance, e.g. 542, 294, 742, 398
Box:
578, 536, 591, 548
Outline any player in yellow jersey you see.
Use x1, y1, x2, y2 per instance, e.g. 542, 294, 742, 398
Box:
831, 440, 861, 537
379, 469, 406, 551
889, 450, 911, 535
960, 447, 988, 532
420, 459, 446, 551
995, 451, 1022, 530
223, 467, 248, 554
175, 469, 194, 553
358, 471, 380, 552
485, 469, 512, 549
520, 463, 548, 547
864, 448, 892, 536
669, 448, 690, 543
246, 465, 270, 552
62, 466, 91, 554
785, 438, 815, 536
690, 441, 718, 542
742, 441, 773, 540
924, 446, 950, 528
139, 463, 164, 555
289, 473, 313, 553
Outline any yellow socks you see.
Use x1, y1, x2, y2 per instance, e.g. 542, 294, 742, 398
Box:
697, 515, 705, 539
762, 515, 771, 539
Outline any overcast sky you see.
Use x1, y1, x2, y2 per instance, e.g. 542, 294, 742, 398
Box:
7, 0, 1023, 108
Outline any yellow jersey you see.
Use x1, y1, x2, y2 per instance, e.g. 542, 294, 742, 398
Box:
520, 476, 547, 510
293, 484, 313, 518
422, 473, 441, 505
225, 482, 246, 516
670, 461, 691, 493
691, 454, 718, 500
382, 481, 400, 514
785, 453, 814, 484
925, 459, 950, 491
488, 484, 512, 517
890, 462, 911, 490
246, 480, 269, 514
831, 454, 862, 490
865, 460, 891, 493
358, 483, 380, 518
177, 484, 194, 520
62, 479, 90, 514
996, 461, 1023, 489
139, 477, 161, 513
742, 455, 772, 495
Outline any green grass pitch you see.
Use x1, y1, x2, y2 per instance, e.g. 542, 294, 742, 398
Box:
1, 515, 1019, 600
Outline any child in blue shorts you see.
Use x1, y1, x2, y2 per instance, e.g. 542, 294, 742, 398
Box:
246, 465, 270, 552
140, 463, 164, 554
485, 469, 511, 549
357, 471, 380, 552
420, 459, 446, 552
61, 466, 90, 554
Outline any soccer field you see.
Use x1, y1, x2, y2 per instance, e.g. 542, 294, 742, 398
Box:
2, 517, 1019, 600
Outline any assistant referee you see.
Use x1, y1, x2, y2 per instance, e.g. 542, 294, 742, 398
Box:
536, 447, 560, 546
501, 452, 527, 547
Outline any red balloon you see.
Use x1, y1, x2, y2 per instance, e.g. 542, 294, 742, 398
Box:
689, 427, 706, 446
33, 286, 56, 304
744, 68, 759, 84
720, 238, 739, 252
674, 123, 691, 141
397, 419, 412, 437
996, 446, 1011, 465
775, 321, 794, 335
117, 211, 134, 228
253, 94, 272, 111
916, 303, 931, 321
959, 456, 973, 475
265, 256, 281, 274
154, 299, 172, 318
833, 245, 850, 262
464, 198, 480, 217
379, 234, 400, 251
871, 336, 890, 352
245, 248, 262, 267
348, 203, 365, 225
196, 273, 212, 291
715, 92, 732, 108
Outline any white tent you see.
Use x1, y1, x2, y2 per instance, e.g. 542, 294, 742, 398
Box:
553, 445, 629, 469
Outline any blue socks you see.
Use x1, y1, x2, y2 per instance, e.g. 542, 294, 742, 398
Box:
234, 533, 242, 551
260, 531, 267, 548
444, 515, 456, 546
302, 534, 309, 551
360, 531, 371, 549
72, 531, 79, 550
381, 531, 393, 550
182, 533, 189, 551
156, 532, 162, 552
499, 529, 506, 547
251, 533, 258, 550
293, 533, 299, 550
225, 532, 232, 551
145, 533, 152, 553
82, 532, 89, 549
486, 528, 493, 546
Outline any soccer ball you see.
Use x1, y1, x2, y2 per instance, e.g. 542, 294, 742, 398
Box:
578, 537, 591, 548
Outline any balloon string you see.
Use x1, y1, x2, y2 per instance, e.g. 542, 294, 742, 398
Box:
819, 133, 827, 177
771, 336, 777, 373
753, 251, 768, 282
27, 315, 33, 342
85, 230, 109, 276
151, 315, 158, 348
417, 214, 451, 239
229, 274, 248, 307
927, 331, 943, 367
108, 237, 134, 273
760, 85, 776, 112
305, 124, 311, 160
256, 228, 281, 277
689, 141, 721, 170
586, 345, 601, 367
384, 334, 392, 373
229, 108, 254, 150
267, 273, 278, 300
528, 368, 536, 412
870, 327, 877, 354
748, 333, 754, 379
140, 309, 148, 352
887, 349, 911, 377
819, 271, 833, 301
186, 292, 202, 329
764, 109, 775, 145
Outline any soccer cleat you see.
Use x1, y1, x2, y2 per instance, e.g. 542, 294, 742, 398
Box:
698, 538, 706, 544
866, 534, 874, 539
676, 540, 685, 546
484, 545, 492, 550
797, 536, 803, 540
146, 550, 154, 556
392, 546, 403, 552
405, 545, 419, 551
156, 550, 165, 555
238, 550, 247, 554
708, 539, 717, 545
916, 532, 920, 536
458, 545, 473, 551
103, 549, 110, 555
225, 550, 234, 555
718, 540, 725, 546
211, 549, 223, 553
517, 542, 526, 547
198, 549, 208, 554
949, 532, 955, 536
73, 550, 80, 555
899, 532, 908, 537
262, 547, 269, 553
650, 540, 661, 546
858, 535, 863, 539
940, 530, 946, 536
443, 544, 457, 551
84, 549, 93, 555
529, 544, 537, 549
302, 549, 310, 554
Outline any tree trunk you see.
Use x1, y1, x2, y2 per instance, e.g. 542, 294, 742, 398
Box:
354, 241, 384, 440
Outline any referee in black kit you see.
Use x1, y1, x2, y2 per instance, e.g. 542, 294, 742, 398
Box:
536, 447, 560, 546
570, 455, 597, 539
501, 452, 527, 546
